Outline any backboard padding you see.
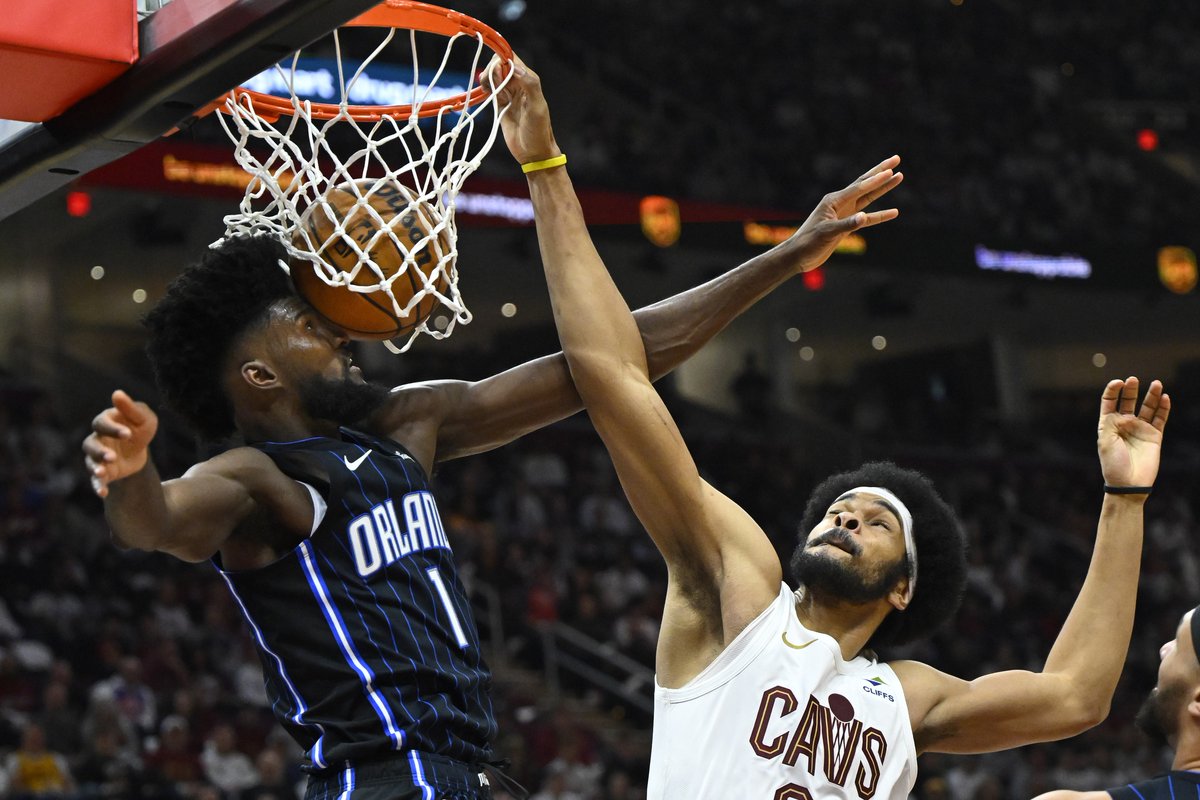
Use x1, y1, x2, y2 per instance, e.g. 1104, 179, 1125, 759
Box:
0, 0, 380, 222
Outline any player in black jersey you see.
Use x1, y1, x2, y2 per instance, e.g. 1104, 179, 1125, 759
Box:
79, 58, 909, 800
1035, 608, 1200, 800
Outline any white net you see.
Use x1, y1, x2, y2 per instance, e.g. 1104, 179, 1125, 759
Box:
216, 21, 512, 353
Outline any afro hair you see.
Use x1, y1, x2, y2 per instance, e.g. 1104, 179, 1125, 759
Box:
143, 236, 295, 441
796, 460, 967, 650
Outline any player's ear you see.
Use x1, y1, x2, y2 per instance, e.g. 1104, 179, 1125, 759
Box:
1187, 685, 1200, 722
241, 359, 280, 389
887, 579, 911, 612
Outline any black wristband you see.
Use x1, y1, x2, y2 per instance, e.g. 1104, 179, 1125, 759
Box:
1103, 484, 1153, 495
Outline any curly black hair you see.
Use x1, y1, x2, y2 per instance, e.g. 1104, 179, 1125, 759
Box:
796, 461, 968, 650
143, 236, 295, 441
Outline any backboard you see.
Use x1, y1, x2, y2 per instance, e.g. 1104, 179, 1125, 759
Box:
0, 0, 381, 222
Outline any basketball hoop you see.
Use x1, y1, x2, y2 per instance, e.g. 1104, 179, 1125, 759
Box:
213, 0, 514, 353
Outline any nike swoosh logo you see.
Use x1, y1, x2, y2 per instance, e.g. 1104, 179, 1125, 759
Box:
343, 449, 373, 471
394, 451, 414, 462
781, 632, 818, 650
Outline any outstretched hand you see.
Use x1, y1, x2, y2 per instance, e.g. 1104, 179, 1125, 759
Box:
82, 390, 158, 497
483, 53, 560, 167
786, 156, 905, 274
1096, 377, 1170, 490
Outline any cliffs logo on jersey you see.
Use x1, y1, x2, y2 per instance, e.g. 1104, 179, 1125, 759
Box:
862, 677, 895, 703
749, 688, 888, 799
347, 490, 450, 577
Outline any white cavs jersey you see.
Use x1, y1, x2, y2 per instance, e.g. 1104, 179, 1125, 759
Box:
647, 583, 916, 799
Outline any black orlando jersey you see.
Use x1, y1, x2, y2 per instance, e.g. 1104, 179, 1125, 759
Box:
215, 427, 495, 770
1107, 771, 1200, 799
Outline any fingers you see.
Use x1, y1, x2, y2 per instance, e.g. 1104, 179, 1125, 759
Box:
853, 155, 901, 184
1099, 377, 1170, 432
112, 390, 146, 428
1118, 376, 1139, 416
1136, 380, 1171, 432
857, 208, 900, 228
1098, 378, 1124, 417
831, 166, 904, 217
831, 208, 900, 233
856, 172, 904, 211
82, 453, 111, 498
482, 55, 510, 90
93, 408, 132, 440
482, 53, 529, 102
82, 435, 115, 464
1154, 392, 1172, 432
836, 168, 892, 203
81, 431, 116, 496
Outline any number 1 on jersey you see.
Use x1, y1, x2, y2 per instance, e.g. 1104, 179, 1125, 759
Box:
426, 567, 470, 649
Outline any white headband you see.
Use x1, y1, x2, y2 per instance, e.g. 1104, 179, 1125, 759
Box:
845, 486, 917, 603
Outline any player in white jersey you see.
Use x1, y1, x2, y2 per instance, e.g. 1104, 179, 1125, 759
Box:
488, 57, 1171, 798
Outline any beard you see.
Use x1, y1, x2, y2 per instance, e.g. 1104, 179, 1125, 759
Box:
297, 373, 390, 426
789, 527, 908, 604
1135, 684, 1183, 748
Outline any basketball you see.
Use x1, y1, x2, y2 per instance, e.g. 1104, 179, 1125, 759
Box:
291, 180, 453, 340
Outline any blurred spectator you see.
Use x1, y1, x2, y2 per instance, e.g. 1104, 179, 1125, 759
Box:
90, 656, 157, 736
577, 480, 637, 540
241, 748, 296, 800
143, 714, 203, 790
200, 723, 258, 796
601, 768, 642, 800
73, 727, 146, 799
151, 582, 195, 641
730, 352, 772, 423
595, 554, 649, 614
531, 761, 585, 800
612, 598, 660, 668
3, 722, 74, 798
80, 695, 139, 764
523, 448, 570, 491
34, 682, 79, 758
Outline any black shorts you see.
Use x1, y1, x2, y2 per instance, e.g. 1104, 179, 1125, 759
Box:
304, 752, 493, 800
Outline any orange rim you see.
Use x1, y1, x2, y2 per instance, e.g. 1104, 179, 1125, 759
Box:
215, 0, 513, 122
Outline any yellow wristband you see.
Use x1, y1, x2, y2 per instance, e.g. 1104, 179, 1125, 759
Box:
521, 154, 567, 174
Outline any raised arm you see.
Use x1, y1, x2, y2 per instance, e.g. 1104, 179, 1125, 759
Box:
402, 237, 826, 464
490, 57, 903, 684
896, 377, 1170, 754
386, 81, 903, 465
82, 390, 310, 563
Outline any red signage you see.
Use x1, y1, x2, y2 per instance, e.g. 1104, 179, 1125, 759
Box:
80, 140, 803, 228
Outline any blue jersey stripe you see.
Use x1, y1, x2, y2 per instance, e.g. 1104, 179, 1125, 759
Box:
330, 515, 445, 726
263, 435, 328, 445
218, 569, 327, 767
343, 765, 355, 800
312, 737, 325, 773
299, 540, 406, 750
317, 545, 416, 731
409, 752, 435, 800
